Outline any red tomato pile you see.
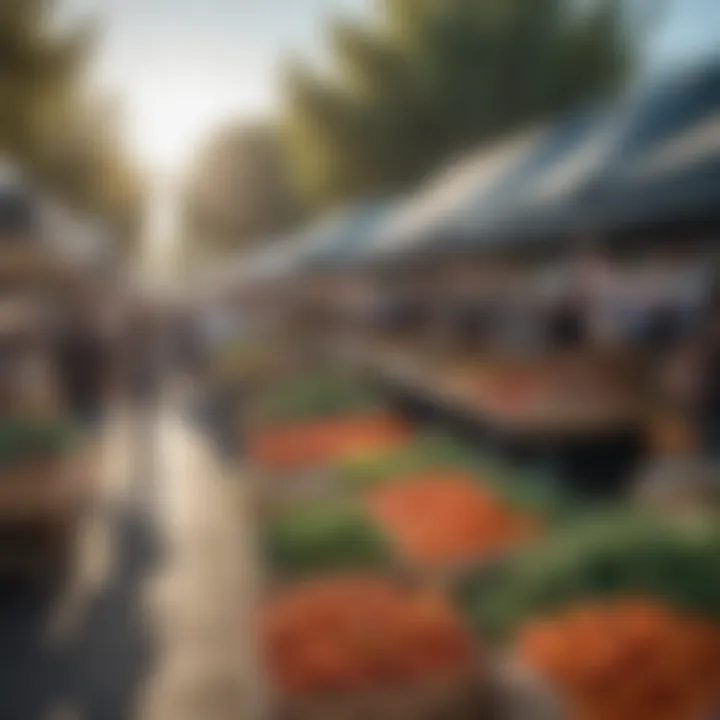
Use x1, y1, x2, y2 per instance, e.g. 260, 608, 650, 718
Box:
518, 599, 720, 720
263, 577, 475, 699
248, 414, 411, 472
365, 473, 540, 567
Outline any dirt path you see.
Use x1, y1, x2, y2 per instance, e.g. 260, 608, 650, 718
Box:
0, 403, 260, 720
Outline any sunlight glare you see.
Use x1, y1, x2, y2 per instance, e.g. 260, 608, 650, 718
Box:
124, 67, 271, 176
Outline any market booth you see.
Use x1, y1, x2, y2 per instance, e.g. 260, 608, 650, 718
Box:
214, 62, 720, 498
336, 116, 641, 494
0, 165, 104, 584
332, 61, 720, 496
0, 297, 91, 582
211, 64, 720, 720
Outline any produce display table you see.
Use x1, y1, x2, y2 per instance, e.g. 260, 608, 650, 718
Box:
0, 444, 91, 578
0, 292, 93, 582
0, 245, 78, 291
0, 449, 90, 518
359, 347, 649, 497
241, 361, 719, 720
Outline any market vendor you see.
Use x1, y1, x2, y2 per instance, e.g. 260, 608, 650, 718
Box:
547, 291, 588, 350
52, 305, 112, 432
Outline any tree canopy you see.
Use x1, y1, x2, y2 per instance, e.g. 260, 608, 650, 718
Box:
0, 0, 144, 249
283, 0, 642, 211
182, 123, 300, 262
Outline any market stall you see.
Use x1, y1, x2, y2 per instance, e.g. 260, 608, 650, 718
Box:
243, 369, 719, 720
218, 60, 720, 720
0, 166, 108, 585
0, 297, 90, 583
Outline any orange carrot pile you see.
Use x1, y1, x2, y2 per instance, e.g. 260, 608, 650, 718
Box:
263, 577, 475, 699
248, 414, 411, 472
365, 473, 539, 567
518, 599, 720, 720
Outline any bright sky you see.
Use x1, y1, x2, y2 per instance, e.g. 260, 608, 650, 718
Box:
59, 0, 720, 177
60, 0, 368, 176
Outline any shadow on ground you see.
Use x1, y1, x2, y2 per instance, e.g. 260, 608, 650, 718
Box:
0, 502, 162, 720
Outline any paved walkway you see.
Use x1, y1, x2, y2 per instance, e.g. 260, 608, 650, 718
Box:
0, 403, 261, 720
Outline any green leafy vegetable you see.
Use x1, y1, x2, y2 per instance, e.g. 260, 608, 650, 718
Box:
0, 416, 78, 468
263, 501, 391, 578
340, 433, 573, 520
461, 513, 720, 640
253, 374, 384, 424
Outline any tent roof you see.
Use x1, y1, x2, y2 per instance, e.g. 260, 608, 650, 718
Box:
448, 107, 614, 247
582, 61, 720, 232
368, 129, 545, 261
372, 59, 720, 261
302, 200, 395, 270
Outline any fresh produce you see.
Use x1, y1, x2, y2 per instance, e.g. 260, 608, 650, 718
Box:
338, 434, 481, 489
248, 413, 411, 473
340, 434, 570, 519
366, 473, 541, 568
263, 437, 563, 578
457, 357, 635, 422
518, 599, 720, 720
263, 577, 476, 699
263, 502, 391, 578
263, 472, 543, 578
0, 416, 77, 468
252, 374, 385, 425
476, 370, 548, 415
462, 514, 720, 640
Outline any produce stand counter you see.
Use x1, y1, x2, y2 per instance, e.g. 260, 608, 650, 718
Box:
244, 365, 719, 720
459, 516, 720, 720
0, 447, 91, 576
0, 292, 95, 583
250, 430, 720, 720
253, 490, 564, 719
243, 373, 569, 719
357, 347, 649, 498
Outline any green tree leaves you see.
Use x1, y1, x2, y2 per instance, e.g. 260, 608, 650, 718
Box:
284, 0, 639, 211
183, 123, 300, 261
0, 0, 144, 252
